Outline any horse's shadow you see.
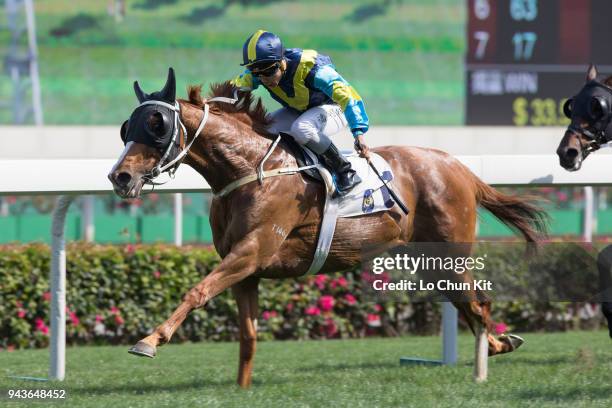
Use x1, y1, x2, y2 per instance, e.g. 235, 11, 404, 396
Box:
487, 355, 573, 366
516, 386, 612, 402
298, 360, 399, 373
73, 376, 288, 396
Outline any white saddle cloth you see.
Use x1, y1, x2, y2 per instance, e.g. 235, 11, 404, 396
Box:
302, 149, 396, 217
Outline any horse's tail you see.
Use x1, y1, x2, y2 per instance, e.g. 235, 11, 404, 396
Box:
473, 175, 549, 243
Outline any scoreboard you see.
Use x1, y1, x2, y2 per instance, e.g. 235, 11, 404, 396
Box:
466, 0, 612, 126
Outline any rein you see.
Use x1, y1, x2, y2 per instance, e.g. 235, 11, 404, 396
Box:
214, 134, 318, 198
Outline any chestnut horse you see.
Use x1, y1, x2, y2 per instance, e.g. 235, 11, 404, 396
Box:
109, 69, 547, 387
557, 64, 612, 336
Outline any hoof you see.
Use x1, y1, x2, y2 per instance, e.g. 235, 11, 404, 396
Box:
500, 333, 525, 351
128, 341, 157, 358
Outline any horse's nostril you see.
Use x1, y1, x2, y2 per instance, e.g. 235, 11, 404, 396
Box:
566, 148, 579, 160
116, 172, 132, 186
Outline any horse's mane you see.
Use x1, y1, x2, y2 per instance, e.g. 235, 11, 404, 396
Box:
184, 81, 272, 135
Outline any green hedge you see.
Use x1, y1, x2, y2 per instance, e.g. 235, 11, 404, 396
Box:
0, 243, 607, 350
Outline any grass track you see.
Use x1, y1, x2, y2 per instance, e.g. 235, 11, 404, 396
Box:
1, 331, 610, 407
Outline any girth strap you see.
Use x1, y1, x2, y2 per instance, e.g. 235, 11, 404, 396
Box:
215, 165, 318, 198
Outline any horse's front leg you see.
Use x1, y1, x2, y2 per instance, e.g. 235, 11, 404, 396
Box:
232, 277, 259, 388
128, 232, 269, 358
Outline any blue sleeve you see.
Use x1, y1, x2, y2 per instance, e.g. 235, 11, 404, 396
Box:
312, 65, 369, 136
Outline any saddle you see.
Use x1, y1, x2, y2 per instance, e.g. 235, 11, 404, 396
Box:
277, 133, 323, 182
276, 133, 396, 218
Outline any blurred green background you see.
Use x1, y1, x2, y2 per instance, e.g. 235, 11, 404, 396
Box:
0, 0, 464, 125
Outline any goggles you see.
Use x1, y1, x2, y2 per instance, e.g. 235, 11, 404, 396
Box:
250, 62, 280, 78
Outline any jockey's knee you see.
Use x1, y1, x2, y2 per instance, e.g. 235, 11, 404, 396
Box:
290, 120, 317, 145
290, 121, 332, 154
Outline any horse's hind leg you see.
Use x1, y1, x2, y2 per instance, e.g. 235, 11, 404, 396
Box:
411, 181, 522, 356
232, 277, 259, 388
450, 293, 523, 355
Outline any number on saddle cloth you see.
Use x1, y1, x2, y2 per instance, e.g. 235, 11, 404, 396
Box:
361, 170, 394, 213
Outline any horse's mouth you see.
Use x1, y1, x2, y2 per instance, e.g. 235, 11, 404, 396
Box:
113, 177, 145, 199
559, 156, 582, 172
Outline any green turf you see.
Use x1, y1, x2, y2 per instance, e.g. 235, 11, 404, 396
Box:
0, 0, 465, 125
1, 331, 610, 407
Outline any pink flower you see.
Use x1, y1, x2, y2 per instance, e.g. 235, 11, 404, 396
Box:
125, 244, 135, 254
495, 322, 508, 335
153, 270, 161, 279
331, 276, 348, 289
34, 318, 49, 335
42, 292, 51, 302
305, 306, 321, 316
367, 313, 381, 327
15, 301, 22, 308
286, 303, 294, 312
262, 310, 278, 320
318, 295, 335, 312
115, 315, 124, 325
17, 309, 26, 319
110, 306, 120, 314
314, 275, 328, 290
344, 294, 357, 305
360, 271, 376, 284
69, 311, 80, 326
374, 304, 383, 312
95, 315, 104, 323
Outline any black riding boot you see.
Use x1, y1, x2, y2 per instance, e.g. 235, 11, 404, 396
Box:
319, 143, 361, 197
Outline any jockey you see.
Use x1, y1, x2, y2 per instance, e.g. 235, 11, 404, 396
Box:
231, 29, 370, 197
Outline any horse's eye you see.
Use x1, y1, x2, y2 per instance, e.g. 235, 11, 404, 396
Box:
562, 99, 573, 119
120, 120, 129, 144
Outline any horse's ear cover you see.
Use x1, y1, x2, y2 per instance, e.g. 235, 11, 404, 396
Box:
159, 68, 176, 104
134, 81, 148, 103
120, 120, 129, 144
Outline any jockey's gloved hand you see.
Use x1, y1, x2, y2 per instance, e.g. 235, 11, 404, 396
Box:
354, 134, 371, 160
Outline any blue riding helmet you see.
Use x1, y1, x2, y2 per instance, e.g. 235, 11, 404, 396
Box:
241, 30, 284, 67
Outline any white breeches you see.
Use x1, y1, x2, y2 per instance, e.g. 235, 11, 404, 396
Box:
266, 104, 348, 154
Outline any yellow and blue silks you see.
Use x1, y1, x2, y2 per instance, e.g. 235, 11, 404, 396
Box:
231, 48, 369, 136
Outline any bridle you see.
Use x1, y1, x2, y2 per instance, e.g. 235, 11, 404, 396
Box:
138, 95, 238, 186
563, 81, 612, 160
566, 123, 606, 161
131, 92, 319, 199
